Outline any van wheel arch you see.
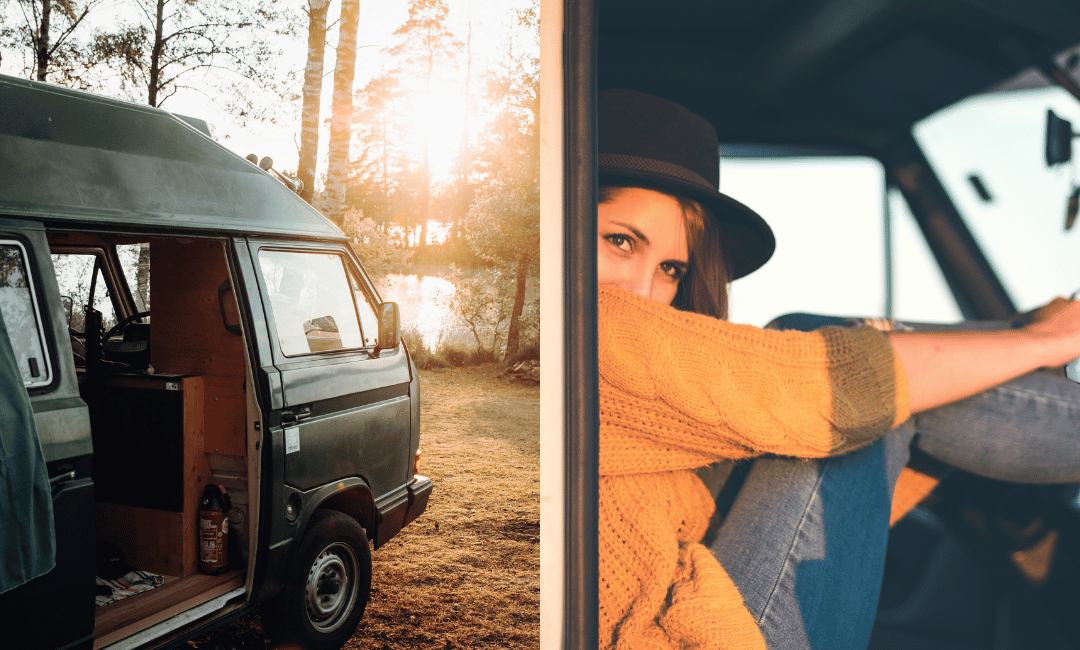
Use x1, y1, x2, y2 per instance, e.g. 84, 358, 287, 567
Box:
313, 485, 377, 543
261, 509, 372, 649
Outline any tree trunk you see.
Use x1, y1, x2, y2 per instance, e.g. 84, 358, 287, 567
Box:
324, 0, 361, 227
135, 243, 150, 311
35, 0, 52, 81
148, 0, 166, 107
297, 0, 330, 204
504, 253, 529, 359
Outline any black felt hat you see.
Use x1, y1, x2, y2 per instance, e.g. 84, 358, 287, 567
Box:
598, 89, 776, 279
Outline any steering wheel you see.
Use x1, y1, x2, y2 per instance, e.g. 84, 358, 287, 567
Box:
102, 310, 151, 343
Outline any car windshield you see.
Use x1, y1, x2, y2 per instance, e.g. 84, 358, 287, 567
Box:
914, 73, 1080, 312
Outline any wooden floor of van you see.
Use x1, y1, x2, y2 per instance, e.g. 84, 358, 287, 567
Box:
93, 571, 244, 649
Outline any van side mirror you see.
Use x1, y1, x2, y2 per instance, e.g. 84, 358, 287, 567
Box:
1046, 109, 1075, 166
373, 302, 400, 358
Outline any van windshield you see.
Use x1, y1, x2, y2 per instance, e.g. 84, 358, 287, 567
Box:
914, 77, 1080, 311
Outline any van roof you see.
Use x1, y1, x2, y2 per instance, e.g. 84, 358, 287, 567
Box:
0, 74, 345, 240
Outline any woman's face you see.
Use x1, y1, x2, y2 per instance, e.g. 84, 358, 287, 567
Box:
597, 187, 689, 305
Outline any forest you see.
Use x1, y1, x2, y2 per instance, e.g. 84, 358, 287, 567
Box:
0, 0, 540, 366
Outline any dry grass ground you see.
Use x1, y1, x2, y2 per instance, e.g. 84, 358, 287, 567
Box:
189, 365, 540, 650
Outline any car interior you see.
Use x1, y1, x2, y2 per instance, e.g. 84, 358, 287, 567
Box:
50, 231, 256, 648
578, 0, 1080, 647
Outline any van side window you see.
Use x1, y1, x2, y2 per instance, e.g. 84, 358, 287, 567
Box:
258, 250, 366, 356
0, 241, 53, 388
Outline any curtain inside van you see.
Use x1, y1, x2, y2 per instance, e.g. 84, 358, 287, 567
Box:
0, 310, 55, 594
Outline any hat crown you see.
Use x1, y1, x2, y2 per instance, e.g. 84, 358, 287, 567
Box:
596, 89, 776, 279
598, 89, 720, 189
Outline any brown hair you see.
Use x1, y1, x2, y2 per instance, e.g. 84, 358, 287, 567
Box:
599, 181, 731, 319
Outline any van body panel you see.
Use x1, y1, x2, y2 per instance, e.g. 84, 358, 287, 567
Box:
283, 393, 412, 494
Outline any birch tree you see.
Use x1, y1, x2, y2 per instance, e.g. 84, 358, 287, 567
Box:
323, 0, 360, 227
296, 0, 330, 204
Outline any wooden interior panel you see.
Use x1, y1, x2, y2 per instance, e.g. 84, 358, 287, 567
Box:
97, 504, 185, 577
150, 237, 246, 457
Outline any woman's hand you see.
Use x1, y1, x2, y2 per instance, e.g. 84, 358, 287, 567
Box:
1019, 297, 1080, 367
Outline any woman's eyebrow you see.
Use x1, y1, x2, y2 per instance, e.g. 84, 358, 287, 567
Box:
609, 221, 650, 245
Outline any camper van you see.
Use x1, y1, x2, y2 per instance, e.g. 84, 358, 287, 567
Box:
0, 74, 431, 650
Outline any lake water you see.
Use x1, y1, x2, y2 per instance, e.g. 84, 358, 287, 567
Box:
376, 272, 539, 355
376, 274, 470, 351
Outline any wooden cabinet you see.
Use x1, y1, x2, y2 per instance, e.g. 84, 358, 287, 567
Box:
92, 374, 208, 578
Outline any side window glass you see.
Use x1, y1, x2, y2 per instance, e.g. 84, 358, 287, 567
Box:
348, 268, 380, 348
722, 157, 888, 326
51, 251, 119, 332
117, 243, 151, 313
259, 250, 365, 356
0, 241, 53, 388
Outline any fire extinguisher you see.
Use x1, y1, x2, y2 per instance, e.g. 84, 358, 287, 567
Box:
199, 484, 231, 575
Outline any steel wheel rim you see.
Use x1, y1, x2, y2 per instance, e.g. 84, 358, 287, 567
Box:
305, 542, 359, 633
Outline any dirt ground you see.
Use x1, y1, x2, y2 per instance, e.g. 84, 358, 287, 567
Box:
188, 365, 540, 650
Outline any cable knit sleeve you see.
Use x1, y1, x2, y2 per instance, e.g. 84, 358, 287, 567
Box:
598, 286, 911, 475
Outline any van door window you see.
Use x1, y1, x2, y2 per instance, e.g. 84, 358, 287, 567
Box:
0, 240, 53, 388
258, 250, 366, 356
51, 251, 119, 332
347, 267, 381, 348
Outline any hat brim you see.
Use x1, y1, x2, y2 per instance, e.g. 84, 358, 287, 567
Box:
598, 167, 776, 280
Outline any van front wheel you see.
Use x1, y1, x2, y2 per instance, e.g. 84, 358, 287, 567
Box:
262, 510, 372, 650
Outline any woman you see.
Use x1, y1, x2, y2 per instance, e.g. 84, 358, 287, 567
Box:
595, 88, 1080, 650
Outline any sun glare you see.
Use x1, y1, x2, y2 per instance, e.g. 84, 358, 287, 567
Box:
402, 83, 469, 184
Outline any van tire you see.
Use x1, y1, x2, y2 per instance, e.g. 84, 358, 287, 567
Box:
262, 510, 372, 650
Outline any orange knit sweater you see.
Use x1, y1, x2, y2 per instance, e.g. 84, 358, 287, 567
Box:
597, 286, 914, 650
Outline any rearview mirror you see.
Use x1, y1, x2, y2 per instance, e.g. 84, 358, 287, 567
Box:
1046, 109, 1075, 166
373, 302, 400, 358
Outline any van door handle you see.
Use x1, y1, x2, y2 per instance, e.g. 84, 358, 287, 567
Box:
282, 406, 312, 425
50, 470, 76, 486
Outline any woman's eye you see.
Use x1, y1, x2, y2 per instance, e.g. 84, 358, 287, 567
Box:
660, 263, 686, 281
605, 234, 633, 252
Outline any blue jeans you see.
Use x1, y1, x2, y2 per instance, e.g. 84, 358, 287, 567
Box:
708, 370, 1080, 650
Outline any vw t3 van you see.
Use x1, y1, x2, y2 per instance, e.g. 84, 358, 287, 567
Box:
0, 74, 431, 650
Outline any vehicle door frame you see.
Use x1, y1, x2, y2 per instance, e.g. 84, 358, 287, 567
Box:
0, 217, 96, 650
545, 0, 597, 648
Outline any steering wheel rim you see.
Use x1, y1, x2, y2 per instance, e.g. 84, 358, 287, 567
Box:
102, 310, 151, 343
